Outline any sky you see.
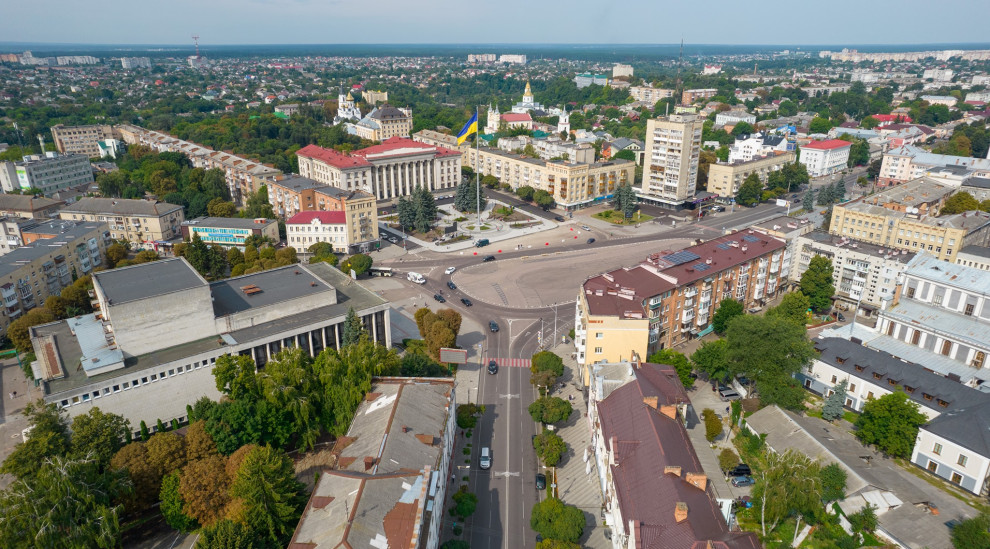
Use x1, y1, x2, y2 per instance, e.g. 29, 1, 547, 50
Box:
5, 0, 990, 46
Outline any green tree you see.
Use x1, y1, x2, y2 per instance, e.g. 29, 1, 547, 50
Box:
341, 307, 364, 347
822, 379, 848, 422
307, 241, 335, 260
802, 188, 816, 212
69, 407, 131, 471
146, 431, 187, 477
860, 115, 879, 129
454, 177, 487, 213
950, 512, 990, 549
533, 189, 554, 210
530, 498, 585, 543
528, 397, 573, 424
396, 196, 415, 231
711, 299, 744, 335
800, 255, 835, 312
242, 186, 275, 219
691, 339, 731, 383
718, 448, 740, 472
752, 449, 822, 536
854, 391, 927, 458
536, 540, 582, 549
941, 192, 981, 215
8, 307, 56, 352
213, 354, 261, 400
848, 139, 870, 167
0, 455, 130, 549
481, 174, 499, 189
533, 429, 567, 466
612, 183, 637, 218
735, 173, 763, 206
105, 242, 128, 268
207, 198, 237, 218
516, 185, 535, 202
230, 446, 306, 546
766, 291, 811, 326
160, 471, 199, 532
196, 519, 257, 549
848, 504, 878, 534
412, 185, 438, 233
0, 400, 70, 479
185, 420, 220, 462
646, 348, 694, 388
531, 351, 565, 377
701, 408, 723, 443
451, 486, 479, 519
809, 116, 833, 134
110, 441, 159, 512
726, 315, 817, 410
731, 121, 755, 136
340, 253, 373, 276
819, 463, 847, 503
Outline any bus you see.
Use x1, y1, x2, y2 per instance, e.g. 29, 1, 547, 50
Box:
368, 266, 393, 277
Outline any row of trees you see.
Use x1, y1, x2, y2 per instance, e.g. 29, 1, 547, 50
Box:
515, 185, 555, 210
397, 186, 439, 233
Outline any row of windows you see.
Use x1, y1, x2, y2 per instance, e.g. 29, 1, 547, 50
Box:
931, 442, 969, 467
58, 357, 217, 409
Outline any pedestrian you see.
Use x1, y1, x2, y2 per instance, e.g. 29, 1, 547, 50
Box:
11, 390, 15, 398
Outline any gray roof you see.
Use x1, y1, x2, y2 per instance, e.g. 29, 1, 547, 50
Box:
210, 264, 335, 317
883, 298, 988, 355
0, 222, 104, 279
923, 400, 990, 457
938, 210, 990, 234
368, 104, 408, 121
273, 174, 323, 193
61, 197, 182, 217
863, 334, 988, 384
93, 257, 206, 305
182, 217, 276, 230
313, 186, 374, 200
957, 245, 990, 260
904, 252, 990, 297
800, 230, 917, 262
0, 194, 63, 212
962, 177, 990, 190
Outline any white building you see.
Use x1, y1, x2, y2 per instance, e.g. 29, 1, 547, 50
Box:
629, 86, 675, 104
286, 211, 348, 253
120, 57, 151, 69
574, 74, 609, 89
333, 89, 362, 125
878, 145, 990, 186
923, 68, 954, 82
640, 114, 704, 206
498, 54, 526, 64
920, 95, 958, 107
955, 245, 990, 271
799, 139, 851, 177
612, 64, 633, 78
727, 132, 790, 163
702, 64, 722, 75
714, 110, 756, 128
467, 53, 496, 63
0, 152, 94, 195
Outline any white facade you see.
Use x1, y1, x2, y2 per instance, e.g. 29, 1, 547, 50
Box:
640, 114, 703, 205
612, 64, 633, 78
714, 110, 756, 128
727, 132, 789, 163
0, 152, 94, 195
498, 54, 526, 64
286, 216, 348, 253
955, 247, 990, 271
799, 142, 851, 177
923, 68, 954, 82
629, 86, 674, 104
120, 57, 151, 69
912, 427, 990, 496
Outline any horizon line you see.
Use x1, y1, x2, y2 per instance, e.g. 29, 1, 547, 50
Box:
4, 41, 990, 48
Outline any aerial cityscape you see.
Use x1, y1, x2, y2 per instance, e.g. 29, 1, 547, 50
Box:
2, 7, 990, 549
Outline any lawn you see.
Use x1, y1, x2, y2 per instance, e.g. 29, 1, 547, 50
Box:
592, 209, 653, 225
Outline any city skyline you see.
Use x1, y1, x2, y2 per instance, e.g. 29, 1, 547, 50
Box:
4, 0, 989, 46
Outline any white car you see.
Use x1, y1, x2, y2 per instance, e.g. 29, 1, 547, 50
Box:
445, 267, 456, 275
580, 225, 591, 231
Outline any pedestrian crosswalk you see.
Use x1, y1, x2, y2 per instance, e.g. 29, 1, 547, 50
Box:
483, 357, 532, 368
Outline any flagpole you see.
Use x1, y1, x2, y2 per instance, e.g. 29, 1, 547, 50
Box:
476, 105, 481, 229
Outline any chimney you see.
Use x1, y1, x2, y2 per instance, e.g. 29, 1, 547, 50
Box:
659, 404, 678, 420
642, 396, 659, 410
675, 502, 689, 523
685, 472, 708, 491
664, 465, 682, 477
363, 456, 376, 471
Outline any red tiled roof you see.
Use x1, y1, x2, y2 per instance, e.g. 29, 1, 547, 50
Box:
296, 144, 370, 169
353, 136, 461, 159
804, 139, 852, 151
286, 211, 346, 225
871, 114, 912, 123
500, 113, 532, 123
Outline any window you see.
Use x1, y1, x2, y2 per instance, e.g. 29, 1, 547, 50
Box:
872, 372, 882, 380
595, 332, 603, 339
168, 369, 175, 376
907, 287, 916, 298
151, 374, 158, 381
958, 454, 968, 467
927, 460, 938, 473
831, 375, 838, 384
112, 385, 120, 393
904, 385, 915, 394
849, 384, 856, 392
973, 352, 986, 369
941, 340, 952, 356
923, 392, 933, 401
867, 391, 874, 399
141, 377, 148, 384
938, 399, 949, 408
965, 304, 975, 316
888, 379, 897, 386
911, 330, 921, 345
951, 472, 963, 484
594, 347, 603, 354
933, 443, 943, 455
855, 365, 865, 372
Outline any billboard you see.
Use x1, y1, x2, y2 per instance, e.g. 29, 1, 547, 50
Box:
439, 348, 467, 364
775, 199, 789, 207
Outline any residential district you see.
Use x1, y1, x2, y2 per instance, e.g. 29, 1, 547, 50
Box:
2, 43, 990, 549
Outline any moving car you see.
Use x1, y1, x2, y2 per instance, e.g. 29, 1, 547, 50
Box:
580, 225, 591, 231
487, 360, 498, 374
461, 298, 473, 307
447, 281, 457, 290
483, 255, 496, 262
535, 473, 547, 490
489, 321, 499, 332
433, 294, 445, 303
731, 476, 755, 487
445, 266, 456, 275
480, 447, 492, 469
475, 238, 490, 247
587, 238, 596, 244
554, 215, 565, 222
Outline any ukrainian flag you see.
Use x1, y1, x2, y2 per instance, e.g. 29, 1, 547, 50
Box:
457, 111, 478, 145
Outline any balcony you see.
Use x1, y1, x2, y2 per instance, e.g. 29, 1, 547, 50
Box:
684, 287, 698, 298
682, 310, 695, 322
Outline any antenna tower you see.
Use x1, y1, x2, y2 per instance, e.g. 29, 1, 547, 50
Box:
675, 38, 684, 105
191, 35, 200, 58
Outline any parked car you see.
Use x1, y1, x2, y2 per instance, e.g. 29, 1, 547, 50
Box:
433, 294, 446, 303
554, 215, 565, 222
837, 312, 846, 321
461, 298, 473, 307
729, 464, 752, 477
731, 476, 755, 487
483, 255, 496, 262
580, 225, 591, 231
480, 447, 492, 469
445, 266, 456, 275
535, 473, 547, 490
487, 360, 498, 374
489, 321, 499, 332
447, 281, 457, 290
587, 238, 596, 244
719, 388, 741, 400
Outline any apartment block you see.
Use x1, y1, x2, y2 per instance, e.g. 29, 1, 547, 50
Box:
0, 152, 94, 195
0, 216, 40, 255
878, 145, 990, 187
629, 86, 675, 104
120, 57, 151, 69
297, 138, 460, 201
462, 147, 634, 210
30, 259, 391, 430
575, 230, 788, 372
799, 139, 851, 178
728, 132, 791, 163
0, 194, 64, 219
681, 88, 718, 104
180, 217, 279, 249
714, 110, 756, 128
955, 245, 990, 271
706, 152, 796, 199
0, 221, 108, 338
412, 129, 459, 149
641, 114, 704, 206
828, 177, 990, 262
58, 197, 184, 249
50, 124, 117, 157
267, 175, 378, 251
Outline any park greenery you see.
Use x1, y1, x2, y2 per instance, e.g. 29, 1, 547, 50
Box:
530, 497, 585, 544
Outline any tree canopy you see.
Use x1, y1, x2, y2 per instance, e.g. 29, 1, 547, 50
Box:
854, 391, 927, 458
725, 315, 817, 410
711, 299, 744, 334
530, 498, 585, 543
800, 255, 835, 313
646, 349, 694, 388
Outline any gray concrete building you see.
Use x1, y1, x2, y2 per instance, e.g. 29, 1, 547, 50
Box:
0, 152, 94, 196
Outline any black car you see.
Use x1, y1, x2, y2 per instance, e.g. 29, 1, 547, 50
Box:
487, 360, 498, 374
433, 294, 446, 303
837, 312, 846, 321
483, 255, 496, 262
535, 473, 547, 490
731, 476, 755, 487
447, 281, 457, 290
729, 464, 752, 477
554, 215, 565, 222
461, 297, 473, 307
489, 321, 499, 332
587, 238, 596, 244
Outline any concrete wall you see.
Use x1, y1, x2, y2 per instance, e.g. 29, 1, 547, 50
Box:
215, 289, 337, 333
109, 286, 216, 357
912, 429, 990, 495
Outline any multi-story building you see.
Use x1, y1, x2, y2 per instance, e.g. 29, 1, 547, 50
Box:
640, 114, 704, 206
50, 124, 117, 157
463, 147, 634, 210
495, 135, 595, 164
498, 54, 526, 64
593, 361, 760, 549
575, 230, 788, 372
286, 210, 371, 254
612, 63, 634, 78
274, 103, 300, 116
180, 217, 279, 249
116, 124, 282, 206
629, 86, 675, 104
290, 377, 455, 549
799, 139, 851, 177
878, 145, 990, 187
0, 152, 94, 195
362, 89, 389, 105
921, 95, 958, 107
0, 221, 108, 338
793, 231, 916, 316
955, 245, 990, 271
347, 104, 413, 142
0, 194, 64, 219
120, 57, 151, 69
467, 53, 496, 63
706, 152, 796, 199
727, 132, 792, 163
574, 74, 609, 88
750, 215, 815, 285
714, 110, 757, 128
297, 139, 460, 201
58, 197, 184, 249
30, 259, 391, 430
828, 177, 990, 262
923, 68, 955, 82
412, 129, 459, 149
267, 175, 378, 251
0, 216, 40, 255
799, 338, 990, 496
681, 88, 718, 104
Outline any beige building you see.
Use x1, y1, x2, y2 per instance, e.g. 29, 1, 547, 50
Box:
829, 177, 990, 262
682, 88, 718, 104
463, 147, 634, 210
361, 89, 388, 104
50, 124, 117, 157
0, 194, 64, 219
267, 175, 378, 251
412, 129, 460, 149
348, 105, 413, 142
706, 152, 796, 199
878, 145, 990, 187
641, 114, 704, 206
0, 221, 108, 338
58, 197, 184, 248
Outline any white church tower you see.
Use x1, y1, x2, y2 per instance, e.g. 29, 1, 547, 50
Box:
557, 107, 570, 137
333, 85, 362, 125
484, 103, 501, 134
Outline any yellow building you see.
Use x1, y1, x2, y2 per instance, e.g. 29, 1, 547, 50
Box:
58, 197, 184, 248
706, 152, 795, 199
50, 124, 117, 157
829, 177, 990, 262
362, 89, 388, 105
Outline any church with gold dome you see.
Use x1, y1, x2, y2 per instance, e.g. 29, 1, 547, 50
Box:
333, 87, 363, 125
510, 81, 544, 114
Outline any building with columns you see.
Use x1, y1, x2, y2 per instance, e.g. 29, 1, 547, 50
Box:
295, 138, 462, 201
30, 258, 390, 433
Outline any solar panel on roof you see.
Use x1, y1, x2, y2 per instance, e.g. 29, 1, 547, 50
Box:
742, 235, 761, 243
716, 243, 731, 250
693, 263, 710, 271
664, 251, 701, 265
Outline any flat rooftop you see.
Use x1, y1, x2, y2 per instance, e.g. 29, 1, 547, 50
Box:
210, 264, 336, 317
93, 258, 207, 306
800, 230, 917, 261
0, 222, 104, 279
751, 215, 813, 236
182, 217, 276, 229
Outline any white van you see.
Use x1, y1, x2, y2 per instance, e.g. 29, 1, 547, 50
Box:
406, 272, 426, 284
479, 447, 492, 469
